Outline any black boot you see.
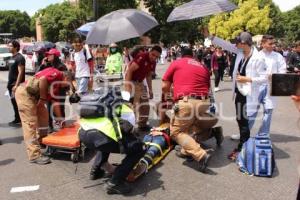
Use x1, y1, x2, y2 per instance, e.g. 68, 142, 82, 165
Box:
212, 126, 224, 146
105, 179, 132, 195
89, 167, 105, 180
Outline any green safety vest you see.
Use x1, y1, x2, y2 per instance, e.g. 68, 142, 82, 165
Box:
105, 52, 123, 74
79, 104, 134, 142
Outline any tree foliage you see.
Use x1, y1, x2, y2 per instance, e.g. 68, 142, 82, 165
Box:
0, 10, 32, 38
79, 0, 137, 21
283, 5, 300, 43
208, 0, 271, 40
142, 0, 204, 44
39, 2, 87, 42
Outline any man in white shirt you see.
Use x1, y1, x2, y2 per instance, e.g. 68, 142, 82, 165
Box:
250, 35, 286, 136
71, 37, 94, 94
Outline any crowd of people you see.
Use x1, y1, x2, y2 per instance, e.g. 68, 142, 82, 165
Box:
1, 31, 299, 195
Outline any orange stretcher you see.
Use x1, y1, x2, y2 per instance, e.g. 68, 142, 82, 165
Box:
41, 120, 85, 162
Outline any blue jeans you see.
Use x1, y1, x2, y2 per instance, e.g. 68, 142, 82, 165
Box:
248, 85, 273, 137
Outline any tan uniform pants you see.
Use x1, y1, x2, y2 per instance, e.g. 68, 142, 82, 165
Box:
132, 82, 149, 128
15, 85, 49, 161
170, 98, 212, 162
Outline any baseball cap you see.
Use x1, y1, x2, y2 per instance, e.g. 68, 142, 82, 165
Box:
46, 48, 61, 57
232, 32, 253, 45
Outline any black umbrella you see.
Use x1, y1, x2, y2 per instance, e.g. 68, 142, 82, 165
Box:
167, 0, 237, 22
33, 41, 55, 52
86, 9, 159, 45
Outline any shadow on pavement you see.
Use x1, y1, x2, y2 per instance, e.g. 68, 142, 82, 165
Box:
271, 133, 300, 143
0, 158, 15, 166
1, 135, 23, 144
182, 160, 218, 175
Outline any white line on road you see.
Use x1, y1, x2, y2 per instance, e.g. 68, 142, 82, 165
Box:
10, 185, 40, 193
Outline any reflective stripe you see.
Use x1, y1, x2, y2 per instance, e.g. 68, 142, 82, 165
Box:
79, 104, 134, 142
80, 117, 121, 142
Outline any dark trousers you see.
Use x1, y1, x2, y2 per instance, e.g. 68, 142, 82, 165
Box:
235, 92, 250, 151
218, 66, 225, 81
8, 87, 20, 121
213, 70, 221, 87
79, 129, 145, 183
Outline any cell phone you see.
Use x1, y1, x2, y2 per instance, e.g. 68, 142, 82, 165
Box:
271, 73, 300, 96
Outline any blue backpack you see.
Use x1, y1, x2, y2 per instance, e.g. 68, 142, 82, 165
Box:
236, 135, 275, 177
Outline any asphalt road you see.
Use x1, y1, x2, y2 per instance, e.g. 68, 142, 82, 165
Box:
0, 64, 299, 200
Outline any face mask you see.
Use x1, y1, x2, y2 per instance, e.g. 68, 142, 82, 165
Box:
237, 48, 244, 53
110, 47, 117, 53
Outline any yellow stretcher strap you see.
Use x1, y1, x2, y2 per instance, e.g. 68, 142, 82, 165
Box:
145, 142, 163, 156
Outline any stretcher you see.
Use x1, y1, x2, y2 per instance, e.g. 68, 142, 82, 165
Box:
41, 120, 85, 162
127, 123, 173, 182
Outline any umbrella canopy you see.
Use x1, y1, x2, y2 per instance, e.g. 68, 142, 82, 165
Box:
33, 41, 55, 52
167, 0, 237, 22
76, 22, 95, 36
55, 42, 72, 50
86, 9, 159, 45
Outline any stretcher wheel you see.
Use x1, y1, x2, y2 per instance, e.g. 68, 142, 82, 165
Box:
71, 153, 79, 163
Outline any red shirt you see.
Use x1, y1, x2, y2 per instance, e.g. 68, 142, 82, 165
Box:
162, 57, 210, 101
131, 52, 156, 82
35, 67, 64, 100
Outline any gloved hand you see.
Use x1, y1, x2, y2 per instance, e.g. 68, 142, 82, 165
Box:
69, 93, 81, 104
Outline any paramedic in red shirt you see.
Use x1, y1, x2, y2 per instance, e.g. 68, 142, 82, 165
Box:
124, 45, 162, 132
162, 47, 219, 172
15, 67, 72, 165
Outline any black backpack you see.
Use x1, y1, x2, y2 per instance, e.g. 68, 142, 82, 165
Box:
79, 86, 123, 119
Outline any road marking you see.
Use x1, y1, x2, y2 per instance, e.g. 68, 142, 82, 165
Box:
10, 185, 40, 193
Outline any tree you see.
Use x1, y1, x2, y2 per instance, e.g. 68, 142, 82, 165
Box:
283, 5, 300, 43
0, 10, 32, 38
39, 2, 87, 42
208, 0, 271, 40
143, 0, 203, 44
79, 0, 137, 21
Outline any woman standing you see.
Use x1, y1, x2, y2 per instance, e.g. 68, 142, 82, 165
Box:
211, 47, 227, 92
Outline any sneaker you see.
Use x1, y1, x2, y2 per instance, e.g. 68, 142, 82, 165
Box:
198, 153, 212, 172
30, 155, 51, 165
230, 134, 240, 140
105, 180, 132, 195
212, 126, 224, 146
227, 149, 239, 161
89, 168, 105, 180
8, 119, 21, 127
214, 87, 220, 92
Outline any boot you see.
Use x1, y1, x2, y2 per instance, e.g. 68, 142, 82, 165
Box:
105, 179, 132, 195
89, 167, 105, 180
212, 126, 224, 146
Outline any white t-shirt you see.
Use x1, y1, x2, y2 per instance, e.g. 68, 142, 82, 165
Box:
71, 46, 92, 78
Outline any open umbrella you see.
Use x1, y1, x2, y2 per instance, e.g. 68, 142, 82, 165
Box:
76, 22, 95, 36
167, 0, 237, 22
33, 41, 55, 52
86, 9, 159, 45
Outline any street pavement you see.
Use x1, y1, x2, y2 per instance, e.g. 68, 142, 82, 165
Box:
0, 64, 299, 200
